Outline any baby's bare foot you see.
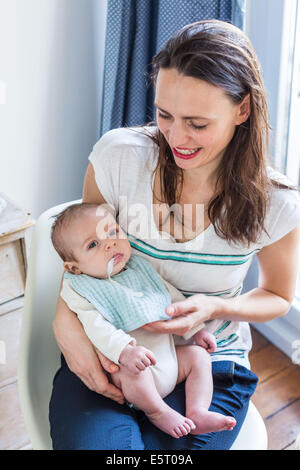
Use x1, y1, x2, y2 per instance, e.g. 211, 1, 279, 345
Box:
187, 407, 236, 435
146, 404, 196, 439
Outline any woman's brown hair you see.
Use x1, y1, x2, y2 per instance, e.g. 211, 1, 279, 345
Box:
146, 19, 298, 247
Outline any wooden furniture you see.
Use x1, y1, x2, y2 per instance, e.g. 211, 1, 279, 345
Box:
0, 194, 35, 315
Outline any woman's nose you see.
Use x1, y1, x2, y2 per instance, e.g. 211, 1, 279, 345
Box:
168, 121, 189, 148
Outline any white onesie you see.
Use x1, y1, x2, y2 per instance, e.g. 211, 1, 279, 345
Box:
61, 274, 205, 398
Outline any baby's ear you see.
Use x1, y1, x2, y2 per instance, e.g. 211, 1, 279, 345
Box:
64, 261, 82, 275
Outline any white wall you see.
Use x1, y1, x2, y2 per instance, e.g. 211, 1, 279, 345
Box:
0, 0, 107, 218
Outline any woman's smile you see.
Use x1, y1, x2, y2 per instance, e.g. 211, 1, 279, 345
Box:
173, 147, 203, 159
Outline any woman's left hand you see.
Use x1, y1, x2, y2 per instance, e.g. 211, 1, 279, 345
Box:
141, 294, 221, 335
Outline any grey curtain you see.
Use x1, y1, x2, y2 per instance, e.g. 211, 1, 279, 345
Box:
100, 0, 246, 136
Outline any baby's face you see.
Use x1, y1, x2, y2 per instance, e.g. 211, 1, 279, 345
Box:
63, 207, 131, 278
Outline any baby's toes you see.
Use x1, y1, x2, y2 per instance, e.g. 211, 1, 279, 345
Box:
226, 417, 236, 431
171, 427, 182, 439
175, 425, 188, 437
179, 423, 190, 436
185, 417, 196, 431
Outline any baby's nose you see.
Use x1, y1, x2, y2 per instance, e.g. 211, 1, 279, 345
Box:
104, 239, 117, 250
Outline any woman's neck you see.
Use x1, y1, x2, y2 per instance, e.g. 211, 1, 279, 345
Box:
183, 167, 218, 194
182, 152, 222, 192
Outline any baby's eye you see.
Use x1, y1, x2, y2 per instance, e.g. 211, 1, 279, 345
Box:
88, 240, 99, 249
109, 228, 119, 237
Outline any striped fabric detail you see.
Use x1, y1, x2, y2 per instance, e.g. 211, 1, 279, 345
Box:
216, 334, 239, 348
211, 349, 246, 358
213, 321, 231, 336
128, 233, 255, 297
213, 321, 239, 348
181, 285, 242, 298
127, 233, 260, 266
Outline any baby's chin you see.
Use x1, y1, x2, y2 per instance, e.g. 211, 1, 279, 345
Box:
85, 252, 130, 278
109, 262, 127, 277
87, 265, 126, 279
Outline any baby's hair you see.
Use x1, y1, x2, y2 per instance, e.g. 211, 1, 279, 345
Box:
50, 202, 115, 262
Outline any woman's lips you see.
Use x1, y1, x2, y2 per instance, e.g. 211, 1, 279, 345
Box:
172, 147, 202, 160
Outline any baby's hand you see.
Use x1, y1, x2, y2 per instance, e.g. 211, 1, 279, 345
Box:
119, 344, 156, 374
194, 329, 217, 353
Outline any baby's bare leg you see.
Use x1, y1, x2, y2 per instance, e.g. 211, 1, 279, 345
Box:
176, 345, 236, 434
111, 365, 195, 439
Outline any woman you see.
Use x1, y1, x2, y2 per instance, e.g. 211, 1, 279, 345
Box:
49, 19, 300, 450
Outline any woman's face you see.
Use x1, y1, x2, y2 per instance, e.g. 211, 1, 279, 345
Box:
155, 68, 249, 177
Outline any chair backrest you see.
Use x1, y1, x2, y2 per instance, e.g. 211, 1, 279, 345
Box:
18, 200, 81, 450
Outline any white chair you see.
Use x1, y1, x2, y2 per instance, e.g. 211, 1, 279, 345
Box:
18, 200, 268, 450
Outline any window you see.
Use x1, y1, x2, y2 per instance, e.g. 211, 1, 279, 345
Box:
269, 0, 300, 301
283, 1, 300, 300
246, 0, 300, 358
277, 0, 300, 183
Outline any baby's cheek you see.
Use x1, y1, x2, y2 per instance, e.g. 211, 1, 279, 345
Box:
118, 227, 128, 241
121, 238, 131, 254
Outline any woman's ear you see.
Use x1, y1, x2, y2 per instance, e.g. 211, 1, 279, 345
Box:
64, 261, 82, 275
236, 93, 251, 125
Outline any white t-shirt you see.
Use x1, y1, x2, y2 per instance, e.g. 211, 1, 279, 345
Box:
88, 126, 300, 369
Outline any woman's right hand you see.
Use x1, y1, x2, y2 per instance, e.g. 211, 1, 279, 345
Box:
52, 298, 125, 405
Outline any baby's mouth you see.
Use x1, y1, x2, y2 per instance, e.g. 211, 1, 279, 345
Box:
106, 253, 143, 297
107, 253, 124, 278
110, 253, 124, 264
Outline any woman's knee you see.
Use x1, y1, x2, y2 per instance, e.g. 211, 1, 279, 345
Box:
50, 400, 145, 450
49, 360, 144, 450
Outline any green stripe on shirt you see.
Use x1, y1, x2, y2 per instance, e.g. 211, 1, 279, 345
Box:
127, 234, 260, 266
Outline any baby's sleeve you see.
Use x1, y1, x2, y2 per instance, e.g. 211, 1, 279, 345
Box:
159, 276, 205, 340
61, 279, 136, 364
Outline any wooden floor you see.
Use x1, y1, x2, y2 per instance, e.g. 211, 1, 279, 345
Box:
0, 298, 300, 450
249, 328, 300, 450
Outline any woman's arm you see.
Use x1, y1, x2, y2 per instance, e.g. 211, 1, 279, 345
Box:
213, 224, 300, 322
142, 226, 300, 334
82, 163, 105, 204
52, 163, 125, 403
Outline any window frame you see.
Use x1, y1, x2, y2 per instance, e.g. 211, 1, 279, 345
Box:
245, 0, 300, 359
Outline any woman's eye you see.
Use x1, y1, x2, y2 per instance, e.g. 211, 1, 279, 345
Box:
158, 112, 206, 130
88, 241, 98, 249
158, 112, 170, 120
189, 122, 207, 130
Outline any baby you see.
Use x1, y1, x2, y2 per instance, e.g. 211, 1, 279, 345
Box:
51, 202, 236, 438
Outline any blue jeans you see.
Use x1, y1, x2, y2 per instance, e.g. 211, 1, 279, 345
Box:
49, 356, 258, 450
